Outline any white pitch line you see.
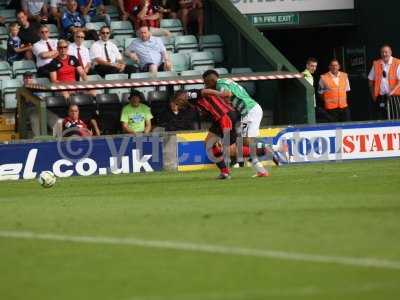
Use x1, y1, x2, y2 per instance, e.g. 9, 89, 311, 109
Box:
0, 230, 400, 270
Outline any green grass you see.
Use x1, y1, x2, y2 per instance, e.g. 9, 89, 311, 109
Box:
1, 159, 400, 300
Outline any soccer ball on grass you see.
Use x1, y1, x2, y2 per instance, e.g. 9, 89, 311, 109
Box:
38, 171, 57, 188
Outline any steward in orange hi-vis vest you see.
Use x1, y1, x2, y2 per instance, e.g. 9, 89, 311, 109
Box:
371, 57, 400, 98
320, 71, 349, 110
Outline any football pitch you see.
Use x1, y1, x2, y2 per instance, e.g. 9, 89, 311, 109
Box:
1, 159, 400, 300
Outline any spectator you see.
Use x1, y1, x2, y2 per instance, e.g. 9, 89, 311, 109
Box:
158, 0, 179, 19
178, 0, 203, 36
117, 0, 140, 21
24, 71, 62, 137
48, 39, 88, 99
21, 0, 49, 24
32, 24, 58, 78
7, 23, 33, 64
131, 0, 171, 36
302, 57, 317, 107
61, 0, 98, 41
318, 59, 351, 122
120, 90, 153, 134
78, 0, 111, 26
63, 104, 100, 136
126, 26, 171, 73
157, 97, 197, 131
368, 45, 400, 120
17, 10, 41, 47
90, 25, 137, 77
49, 0, 68, 28
68, 29, 92, 74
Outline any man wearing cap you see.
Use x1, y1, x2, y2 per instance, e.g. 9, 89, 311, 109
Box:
120, 90, 153, 134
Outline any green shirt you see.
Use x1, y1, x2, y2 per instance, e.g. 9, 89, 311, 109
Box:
302, 69, 316, 107
216, 78, 257, 116
120, 103, 153, 133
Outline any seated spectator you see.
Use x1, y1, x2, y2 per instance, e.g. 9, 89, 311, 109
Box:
118, 0, 141, 21
178, 0, 203, 36
63, 104, 100, 136
90, 25, 137, 77
7, 23, 33, 64
49, 39, 89, 99
68, 29, 92, 74
78, 0, 111, 26
121, 90, 153, 134
132, 0, 171, 36
17, 10, 41, 47
32, 24, 59, 78
21, 0, 49, 24
157, 0, 179, 19
126, 26, 171, 73
157, 97, 197, 131
61, 0, 98, 41
49, 0, 68, 29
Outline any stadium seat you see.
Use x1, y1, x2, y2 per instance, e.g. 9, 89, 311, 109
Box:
69, 94, 97, 122
121, 92, 131, 105
175, 35, 198, 54
105, 5, 120, 20
0, 26, 8, 40
0, 61, 12, 76
12, 60, 37, 78
213, 67, 229, 75
95, 93, 122, 134
147, 90, 170, 103
148, 91, 170, 125
111, 21, 134, 36
170, 53, 190, 73
130, 72, 155, 98
181, 70, 202, 76
161, 36, 175, 52
46, 95, 68, 118
0, 9, 17, 23
104, 73, 130, 98
157, 71, 178, 78
190, 51, 215, 70
82, 40, 94, 49
199, 34, 224, 63
86, 74, 104, 95
0, 75, 11, 89
113, 34, 132, 52
181, 70, 204, 90
2, 78, 22, 109
231, 67, 256, 96
86, 22, 106, 32
124, 37, 135, 51
33, 77, 52, 98
160, 19, 183, 36
47, 24, 59, 38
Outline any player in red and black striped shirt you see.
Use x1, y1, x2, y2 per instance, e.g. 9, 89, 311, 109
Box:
174, 89, 253, 179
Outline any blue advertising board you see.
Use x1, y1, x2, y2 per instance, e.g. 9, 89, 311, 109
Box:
0, 135, 163, 180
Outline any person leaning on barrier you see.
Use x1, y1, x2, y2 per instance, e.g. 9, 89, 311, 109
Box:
368, 44, 400, 120
62, 104, 100, 137
318, 59, 351, 122
120, 90, 153, 134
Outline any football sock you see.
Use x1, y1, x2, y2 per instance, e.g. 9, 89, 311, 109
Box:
212, 145, 229, 174
251, 158, 267, 174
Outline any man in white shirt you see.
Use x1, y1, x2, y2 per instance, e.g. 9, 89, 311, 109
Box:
368, 45, 400, 119
126, 26, 171, 73
32, 24, 59, 78
90, 25, 137, 77
68, 29, 91, 74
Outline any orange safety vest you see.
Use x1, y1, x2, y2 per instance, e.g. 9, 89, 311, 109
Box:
372, 57, 400, 98
320, 72, 349, 110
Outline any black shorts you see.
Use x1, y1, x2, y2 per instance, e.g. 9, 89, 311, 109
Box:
208, 111, 239, 145
140, 63, 165, 72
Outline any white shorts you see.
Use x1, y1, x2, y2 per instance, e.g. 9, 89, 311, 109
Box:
240, 103, 263, 137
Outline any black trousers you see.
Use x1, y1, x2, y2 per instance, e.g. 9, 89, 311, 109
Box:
94, 64, 137, 78
375, 95, 400, 120
325, 107, 351, 123
37, 63, 53, 79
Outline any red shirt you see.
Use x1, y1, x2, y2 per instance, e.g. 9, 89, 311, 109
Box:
62, 116, 91, 137
49, 55, 80, 83
132, 0, 160, 29
125, 0, 141, 14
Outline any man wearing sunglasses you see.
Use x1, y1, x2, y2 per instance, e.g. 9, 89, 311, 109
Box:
90, 25, 137, 77
318, 59, 351, 122
68, 29, 91, 74
32, 24, 59, 78
368, 45, 400, 120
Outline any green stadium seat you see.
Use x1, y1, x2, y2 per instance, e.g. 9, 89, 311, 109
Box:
190, 51, 215, 70
199, 35, 224, 63
130, 72, 155, 97
213, 67, 229, 75
124, 37, 135, 51
0, 9, 17, 23
87, 74, 104, 95
113, 34, 133, 52
105, 5, 120, 20
2, 78, 23, 109
47, 24, 59, 38
161, 36, 175, 52
181, 70, 202, 76
160, 19, 183, 36
0, 61, 12, 76
12, 60, 37, 78
175, 35, 198, 54
111, 21, 134, 36
170, 53, 189, 73
86, 22, 106, 31
0, 26, 8, 40
157, 71, 178, 91
105, 73, 130, 98
231, 67, 256, 96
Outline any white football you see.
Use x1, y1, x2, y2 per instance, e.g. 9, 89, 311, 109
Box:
38, 171, 57, 188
